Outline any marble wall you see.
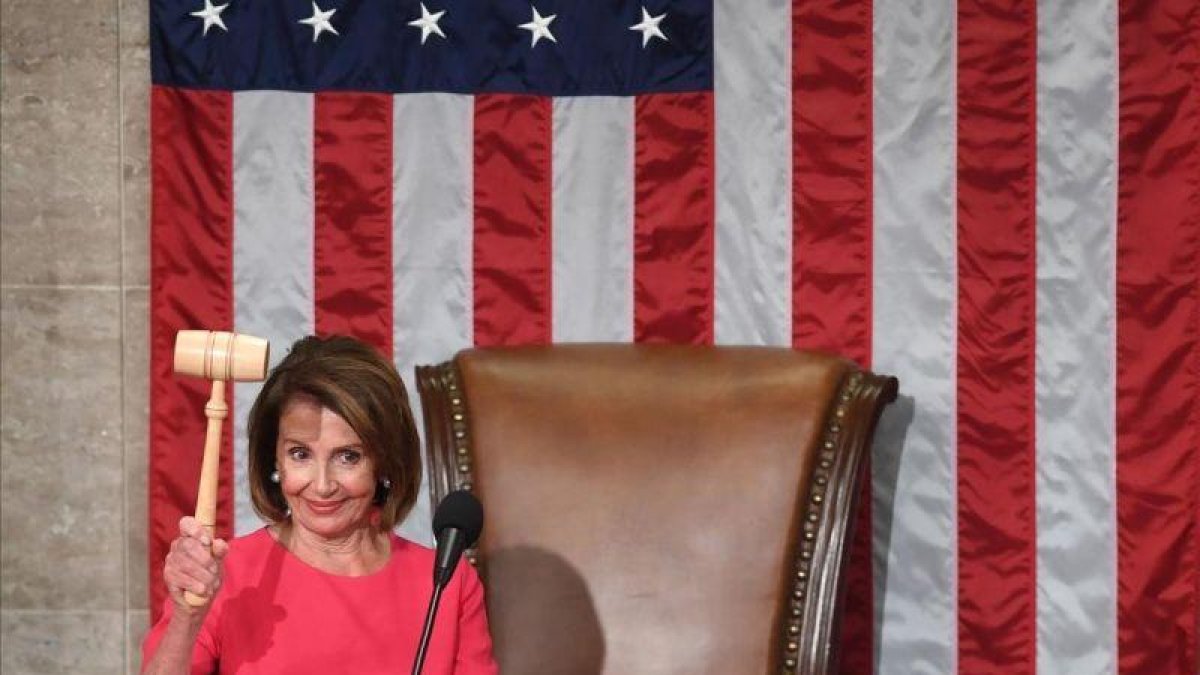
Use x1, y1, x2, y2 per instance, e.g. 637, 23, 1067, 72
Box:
1, 0, 151, 672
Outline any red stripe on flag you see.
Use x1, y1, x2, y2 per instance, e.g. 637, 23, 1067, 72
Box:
633, 92, 714, 345
313, 93, 394, 355
791, 1, 874, 669
148, 86, 236, 621
956, 1, 1038, 671
473, 94, 552, 347
1117, 0, 1200, 671
791, 0, 873, 362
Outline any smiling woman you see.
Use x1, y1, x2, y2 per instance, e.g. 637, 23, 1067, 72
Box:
245, 336, 419, 534
271, 394, 383, 548
141, 336, 498, 674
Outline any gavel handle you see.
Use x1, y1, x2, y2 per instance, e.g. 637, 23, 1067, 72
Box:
184, 379, 227, 607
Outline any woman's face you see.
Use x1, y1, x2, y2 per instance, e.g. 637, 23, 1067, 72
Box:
275, 395, 378, 540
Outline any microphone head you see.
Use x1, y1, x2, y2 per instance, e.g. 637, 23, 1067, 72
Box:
432, 490, 483, 548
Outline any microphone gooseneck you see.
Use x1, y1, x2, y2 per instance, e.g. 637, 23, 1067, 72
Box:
412, 490, 484, 675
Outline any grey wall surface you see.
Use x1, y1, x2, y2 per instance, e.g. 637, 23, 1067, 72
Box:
1, 0, 151, 672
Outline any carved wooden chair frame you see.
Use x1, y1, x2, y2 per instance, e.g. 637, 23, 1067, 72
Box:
416, 350, 897, 674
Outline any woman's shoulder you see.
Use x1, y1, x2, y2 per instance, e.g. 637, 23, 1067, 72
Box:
217, 527, 279, 574
387, 532, 435, 566
226, 526, 275, 553
386, 533, 485, 595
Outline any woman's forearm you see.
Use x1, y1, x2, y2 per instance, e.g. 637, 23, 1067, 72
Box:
142, 612, 204, 675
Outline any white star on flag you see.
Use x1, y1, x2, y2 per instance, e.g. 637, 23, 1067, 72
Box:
190, 0, 229, 36
299, 2, 339, 42
629, 7, 667, 47
408, 3, 447, 45
518, 6, 557, 48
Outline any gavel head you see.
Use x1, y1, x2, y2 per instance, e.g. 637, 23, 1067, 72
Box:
173, 330, 270, 382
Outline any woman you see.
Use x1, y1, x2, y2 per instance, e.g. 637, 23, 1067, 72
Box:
143, 336, 497, 673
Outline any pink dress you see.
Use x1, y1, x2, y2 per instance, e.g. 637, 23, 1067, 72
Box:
143, 529, 497, 674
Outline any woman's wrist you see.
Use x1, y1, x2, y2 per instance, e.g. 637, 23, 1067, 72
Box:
166, 604, 207, 636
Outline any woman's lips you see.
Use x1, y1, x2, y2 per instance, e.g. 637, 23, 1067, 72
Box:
305, 500, 344, 514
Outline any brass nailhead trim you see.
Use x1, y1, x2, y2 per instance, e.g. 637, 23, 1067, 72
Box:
780, 369, 864, 673
444, 367, 475, 495
443, 365, 480, 565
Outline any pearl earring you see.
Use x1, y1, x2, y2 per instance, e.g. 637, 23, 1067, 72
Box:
270, 470, 280, 484
381, 477, 392, 489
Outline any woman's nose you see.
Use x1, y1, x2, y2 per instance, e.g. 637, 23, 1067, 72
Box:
314, 464, 337, 495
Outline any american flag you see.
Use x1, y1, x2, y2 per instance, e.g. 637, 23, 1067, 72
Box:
148, 0, 1198, 672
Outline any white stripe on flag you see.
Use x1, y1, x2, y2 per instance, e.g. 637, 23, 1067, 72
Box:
871, 1, 958, 672
392, 93, 475, 545
713, 0, 792, 347
551, 96, 635, 343
1034, 0, 1118, 671
232, 90, 316, 536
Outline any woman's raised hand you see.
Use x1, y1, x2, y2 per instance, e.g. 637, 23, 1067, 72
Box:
163, 516, 229, 616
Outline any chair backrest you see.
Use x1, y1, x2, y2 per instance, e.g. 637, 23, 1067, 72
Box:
416, 344, 897, 675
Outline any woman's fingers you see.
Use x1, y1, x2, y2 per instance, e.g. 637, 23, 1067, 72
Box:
165, 517, 225, 610
176, 535, 216, 565
166, 543, 218, 582
178, 516, 212, 545
169, 543, 218, 578
165, 558, 221, 603
165, 558, 214, 597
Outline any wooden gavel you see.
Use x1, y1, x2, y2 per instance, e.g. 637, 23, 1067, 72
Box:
173, 330, 270, 605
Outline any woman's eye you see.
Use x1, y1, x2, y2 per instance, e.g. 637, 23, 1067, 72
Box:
337, 449, 362, 464
287, 447, 309, 461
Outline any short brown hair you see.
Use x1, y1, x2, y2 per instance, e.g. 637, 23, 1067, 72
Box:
246, 335, 422, 531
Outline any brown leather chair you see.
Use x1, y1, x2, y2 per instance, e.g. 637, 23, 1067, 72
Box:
416, 345, 897, 674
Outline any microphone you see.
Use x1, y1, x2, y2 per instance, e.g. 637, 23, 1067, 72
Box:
412, 490, 484, 675
432, 490, 484, 587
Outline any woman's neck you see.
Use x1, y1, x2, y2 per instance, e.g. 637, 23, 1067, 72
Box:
272, 522, 391, 576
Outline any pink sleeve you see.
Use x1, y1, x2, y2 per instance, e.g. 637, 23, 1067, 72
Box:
455, 565, 498, 674
141, 599, 219, 674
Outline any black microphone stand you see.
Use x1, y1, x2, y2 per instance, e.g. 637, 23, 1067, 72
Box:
411, 583, 445, 675
412, 526, 468, 675
413, 491, 482, 674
